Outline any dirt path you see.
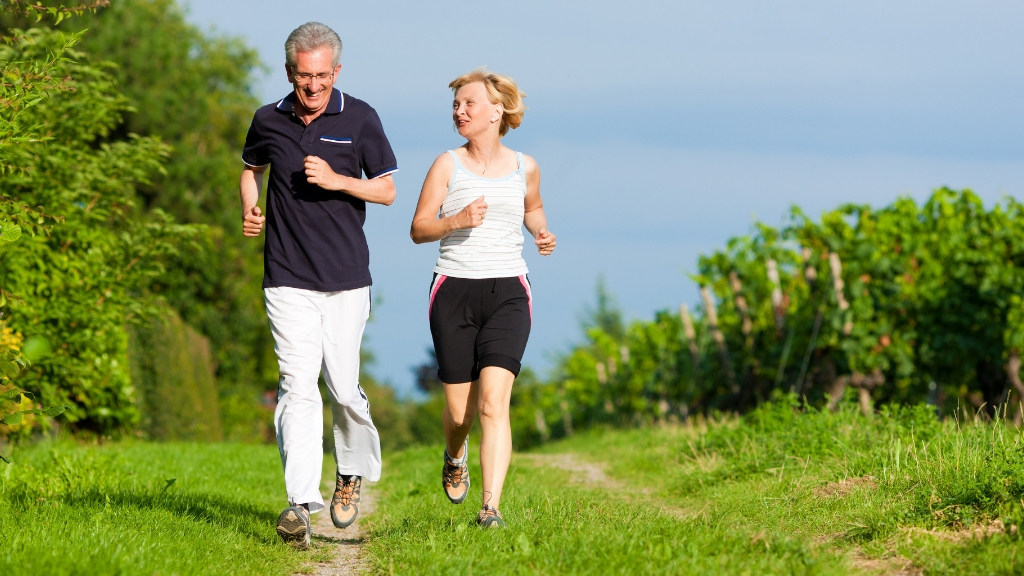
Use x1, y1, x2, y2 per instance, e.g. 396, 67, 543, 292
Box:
519, 453, 621, 489
519, 453, 703, 521
297, 483, 375, 576
521, 453, 925, 575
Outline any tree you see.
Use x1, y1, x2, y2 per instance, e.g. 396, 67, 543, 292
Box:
0, 6, 202, 434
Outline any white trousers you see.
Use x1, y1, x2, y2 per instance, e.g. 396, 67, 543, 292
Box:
265, 286, 382, 513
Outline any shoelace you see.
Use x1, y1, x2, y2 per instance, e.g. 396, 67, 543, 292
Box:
478, 505, 501, 522
443, 459, 467, 485
335, 477, 360, 506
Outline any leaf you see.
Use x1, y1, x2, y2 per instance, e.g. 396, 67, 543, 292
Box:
0, 222, 21, 243
0, 389, 21, 401
0, 361, 21, 379
1, 413, 23, 425
42, 405, 65, 417
0, 454, 9, 464
163, 478, 177, 491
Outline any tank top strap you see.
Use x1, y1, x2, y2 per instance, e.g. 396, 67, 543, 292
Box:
447, 150, 464, 173
515, 151, 525, 174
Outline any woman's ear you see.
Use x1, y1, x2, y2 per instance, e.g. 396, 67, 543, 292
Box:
491, 104, 504, 123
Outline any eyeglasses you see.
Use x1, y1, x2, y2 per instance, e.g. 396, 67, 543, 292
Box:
291, 71, 334, 85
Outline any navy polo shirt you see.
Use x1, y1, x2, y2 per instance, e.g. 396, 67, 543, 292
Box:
242, 88, 398, 292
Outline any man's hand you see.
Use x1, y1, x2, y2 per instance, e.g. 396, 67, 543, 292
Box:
242, 206, 265, 237
534, 228, 556, 255
305, 156, 344, 191
456, 196, 488, 229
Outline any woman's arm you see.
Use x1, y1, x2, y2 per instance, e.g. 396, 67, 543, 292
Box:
522, 155, 556, 256
410, 153, 487, 244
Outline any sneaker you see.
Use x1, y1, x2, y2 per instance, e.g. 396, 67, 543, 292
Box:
476, 505, 506, 528
276, 505, 311, 550
442, 440, 470, 504
330, 474, 361, 529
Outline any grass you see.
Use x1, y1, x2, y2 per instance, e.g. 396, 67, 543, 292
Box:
0, 441, 320, 575
5, 398, 1024, 574
364, 398, 1024, 574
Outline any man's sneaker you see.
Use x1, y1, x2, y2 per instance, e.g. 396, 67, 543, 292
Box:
442, 440, 470, 504
476, 505, 506, 528
276, 505, 311, 550
330, 474, 361, 529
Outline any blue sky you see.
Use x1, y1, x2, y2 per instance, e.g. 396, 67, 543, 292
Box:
184, 0, 1024, 395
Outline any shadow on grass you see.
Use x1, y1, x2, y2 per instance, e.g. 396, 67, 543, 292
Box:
8, 487, 281, 544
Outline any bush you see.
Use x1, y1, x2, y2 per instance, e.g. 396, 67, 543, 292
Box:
128, 309, 222, 441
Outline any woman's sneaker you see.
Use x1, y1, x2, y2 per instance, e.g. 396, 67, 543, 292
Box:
276, 505, 311, 550
442, 440, 470, 504
331, 474, 361, 528
476, 505, 506, 528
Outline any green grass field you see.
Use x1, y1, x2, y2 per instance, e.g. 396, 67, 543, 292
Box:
3, 400, 1024, 574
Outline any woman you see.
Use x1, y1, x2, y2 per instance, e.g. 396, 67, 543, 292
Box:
410, 68, 556, 527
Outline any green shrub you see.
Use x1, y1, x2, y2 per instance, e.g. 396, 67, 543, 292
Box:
128, 309, 221, 441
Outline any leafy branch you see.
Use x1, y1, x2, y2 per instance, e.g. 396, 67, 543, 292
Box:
0, 387, 67, 462
1, 1, 110, 24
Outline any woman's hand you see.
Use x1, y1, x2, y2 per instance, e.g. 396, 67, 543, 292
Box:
534, 228, 556, 255
457, 196, 488, 229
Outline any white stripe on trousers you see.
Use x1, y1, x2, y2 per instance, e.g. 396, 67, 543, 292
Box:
265, 286, 382, 513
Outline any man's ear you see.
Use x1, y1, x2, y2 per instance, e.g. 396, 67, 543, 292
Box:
285, 64, 294, 83
334, 63, 343, 77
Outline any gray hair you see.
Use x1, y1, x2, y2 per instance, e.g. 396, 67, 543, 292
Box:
284, 22, 343, 69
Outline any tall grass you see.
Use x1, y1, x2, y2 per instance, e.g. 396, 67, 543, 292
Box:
557, 396, 1024, 573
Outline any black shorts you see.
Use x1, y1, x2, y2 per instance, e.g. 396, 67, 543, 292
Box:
428, 274, 532, 383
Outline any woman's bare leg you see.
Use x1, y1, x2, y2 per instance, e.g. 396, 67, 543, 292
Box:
476, 366, 515, 509
442, 381, 478, 459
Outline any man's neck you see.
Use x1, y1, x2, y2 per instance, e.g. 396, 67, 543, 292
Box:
293, 91, 330, 126
295, 103, 326, 126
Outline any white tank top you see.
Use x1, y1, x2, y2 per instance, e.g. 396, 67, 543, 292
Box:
433, 149, 530, 279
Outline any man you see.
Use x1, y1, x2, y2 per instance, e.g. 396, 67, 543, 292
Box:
239, 22, 397, 550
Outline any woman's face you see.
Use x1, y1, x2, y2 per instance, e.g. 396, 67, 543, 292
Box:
453, 82, 502, 138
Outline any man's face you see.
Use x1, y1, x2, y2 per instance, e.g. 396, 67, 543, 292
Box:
286, 49, 341, 115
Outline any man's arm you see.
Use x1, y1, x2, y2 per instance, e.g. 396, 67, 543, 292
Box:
303, 156, 396, 206
240, 165, 267, 237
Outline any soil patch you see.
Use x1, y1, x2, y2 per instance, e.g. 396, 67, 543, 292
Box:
904, 519, 1015, 543
813, 476, 877, 499
295, 483, 375, 576
850, 552, 921, 576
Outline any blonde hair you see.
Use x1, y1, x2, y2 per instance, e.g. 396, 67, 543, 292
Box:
449, 68, 526, 137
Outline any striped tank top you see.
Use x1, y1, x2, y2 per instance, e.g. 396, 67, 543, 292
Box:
433, 149, 529, 279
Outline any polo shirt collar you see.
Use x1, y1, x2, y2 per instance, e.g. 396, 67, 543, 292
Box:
275, 88, 344, 115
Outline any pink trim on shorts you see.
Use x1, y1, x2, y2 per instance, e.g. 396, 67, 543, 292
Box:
428, 274, 448, 318
518, 275, 533, 322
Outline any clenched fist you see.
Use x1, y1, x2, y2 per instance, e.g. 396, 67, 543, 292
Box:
242, 205, 265, 237
534, 227, 556, 255
304, 155, 343, 190
457, 195, 488, 229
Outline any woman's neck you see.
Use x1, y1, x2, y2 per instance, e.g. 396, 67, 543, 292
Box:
464, 137, 502, 161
